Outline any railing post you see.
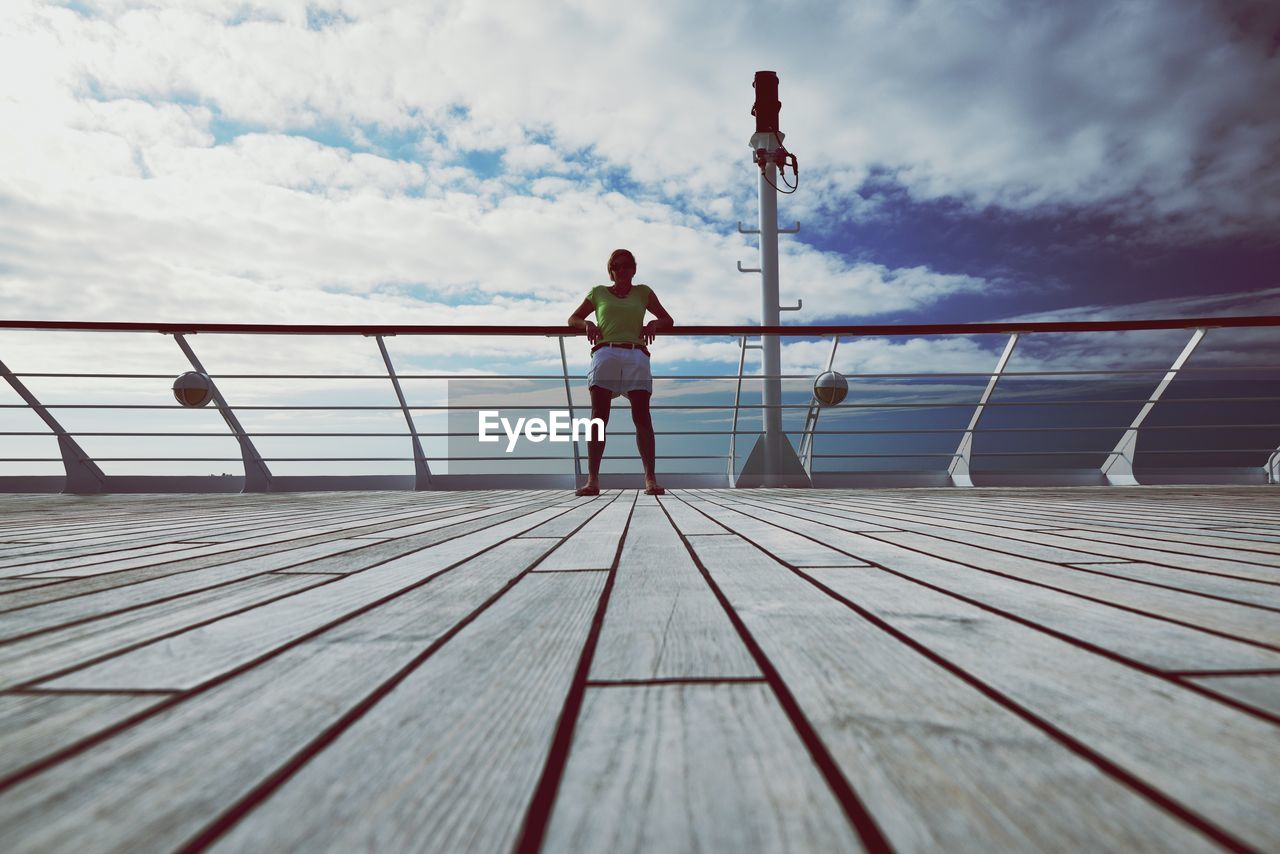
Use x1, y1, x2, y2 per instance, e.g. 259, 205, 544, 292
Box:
1268, 449, 1280, 484
558, 336, 582, 481
728, 334, 754, 487
376, 335, 433, 490
1102, 327, 1206, 486
173, 333, 273, 493
1, 356, 108, 494
949, 333, 1019, 488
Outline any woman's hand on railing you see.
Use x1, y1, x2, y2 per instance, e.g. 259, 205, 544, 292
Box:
643, 321, 659, 345
585, 321, 601, 344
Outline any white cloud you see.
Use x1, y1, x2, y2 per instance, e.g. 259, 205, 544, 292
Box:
8, 0, 1275, 235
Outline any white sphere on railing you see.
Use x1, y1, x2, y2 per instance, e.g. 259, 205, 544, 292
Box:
813, 370, 848, 407
172, 371, 213, 407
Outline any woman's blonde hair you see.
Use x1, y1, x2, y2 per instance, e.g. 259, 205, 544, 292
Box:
607, 248, 636, 281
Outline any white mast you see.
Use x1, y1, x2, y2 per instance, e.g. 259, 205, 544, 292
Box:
738, 70, 808, 486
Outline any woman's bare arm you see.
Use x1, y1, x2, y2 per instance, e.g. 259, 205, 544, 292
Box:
568, 297, 600, 343
643, 291, 674, 344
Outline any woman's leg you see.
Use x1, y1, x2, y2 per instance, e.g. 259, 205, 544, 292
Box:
584, 385, 613, 487
626, 390, 660, 488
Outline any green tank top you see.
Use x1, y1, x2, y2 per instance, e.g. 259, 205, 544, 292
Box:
587, 284, 652, 345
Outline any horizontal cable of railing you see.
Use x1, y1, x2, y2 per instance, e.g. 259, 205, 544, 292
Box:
8, 448, 1267, 464
7, 397, 1276, 411
5, 424, 1278, 438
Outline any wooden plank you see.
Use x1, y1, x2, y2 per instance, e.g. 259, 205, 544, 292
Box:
1061, 525, 1280, 555
1052, 528, 1280, 566
6, 494, 551, 578
756, 493, 1280, 583
813, 568, 1280, 851
518, 494, 618, 537
1061, 562, 1280, 610
975, 491, 1280, 525
272, 499, 566, 574
193, 572, 605, 853
684, 534, 1222, 852
589, 506, 758, 680
808, 542, 1280, 672
160, 499, 519, 545
0, 493, 441, 564
0, 540, 390, 642
1185, 675, 1280, 718
543, 683, 861, 852
877, 495, 1280, 542
0, 491, 531, 561
43, 512, 570, 691
0, 538, 384, 613
0, 496, 559, 612
742, 491, 1280, 583
0, 693, 164, 780
6, 528, 364, 579
656, 494, 729, 534
0, 542, 191, 577
0, 565, 599, 851
789, 489, 1227, 533
0, 579, 48, 593
0, 574, 325, 690
680, 496, 867, 567
738, 493, 1123, 564
850, 489, 1280, 529
535, 493, 636, 571
0, 492, 517, 550
687, 496, 1280, 671
1221, 527, 1280, 538
862, 531, 1280, 646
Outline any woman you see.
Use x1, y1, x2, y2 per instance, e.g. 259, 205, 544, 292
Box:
567, 248, 674, 496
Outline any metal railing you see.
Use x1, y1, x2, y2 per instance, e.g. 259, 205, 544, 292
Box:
2, 315, 1278, 493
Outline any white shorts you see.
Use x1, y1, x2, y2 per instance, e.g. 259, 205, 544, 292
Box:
587, 346, 653, 397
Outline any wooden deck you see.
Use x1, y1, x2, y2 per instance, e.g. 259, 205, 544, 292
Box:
0, 486, 1277, 852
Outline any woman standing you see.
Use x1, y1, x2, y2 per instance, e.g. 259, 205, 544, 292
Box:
567, 248, 674, 496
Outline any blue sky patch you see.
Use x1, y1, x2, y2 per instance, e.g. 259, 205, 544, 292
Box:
306, 6, 356, 30
459, 150, 504, 179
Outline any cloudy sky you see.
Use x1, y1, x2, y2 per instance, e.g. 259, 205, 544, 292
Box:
2, 0, 1278, 477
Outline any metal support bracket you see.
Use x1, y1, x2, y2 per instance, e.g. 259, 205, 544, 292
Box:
558, 336, 583, 482
798, 335, 841, 473
737, 261, 761, 273
779, 299, 802, 312
728, 335, 750, 487
173, 333, 273, 493
1102, 327, 1206, 486
738, 221, 798, 234
1, 356, 108, 494
949, 333, 1019, 488
376, 335, 433, 490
